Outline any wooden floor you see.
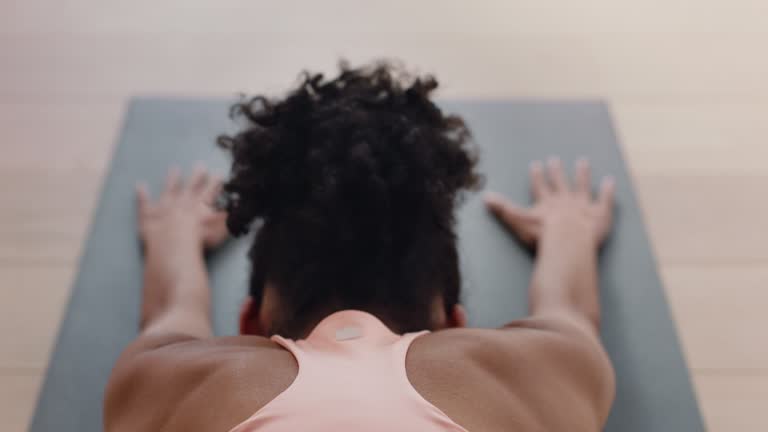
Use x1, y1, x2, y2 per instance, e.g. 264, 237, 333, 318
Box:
1, 1, 767, 430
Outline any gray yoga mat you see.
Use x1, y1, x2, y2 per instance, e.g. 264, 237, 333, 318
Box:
30, 99, 704, 432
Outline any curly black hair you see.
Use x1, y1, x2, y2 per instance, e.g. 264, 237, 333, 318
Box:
218, 61, 482, 336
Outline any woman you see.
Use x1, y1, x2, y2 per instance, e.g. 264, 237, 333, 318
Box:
105, 62, 615, 431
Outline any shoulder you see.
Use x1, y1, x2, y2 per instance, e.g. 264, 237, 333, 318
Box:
104, 335, 296, 432
408, 319, 615, 431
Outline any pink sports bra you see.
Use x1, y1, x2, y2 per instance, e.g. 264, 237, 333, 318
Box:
228, 310, 469, 432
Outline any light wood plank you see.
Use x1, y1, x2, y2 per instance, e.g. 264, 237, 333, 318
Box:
694, 372, 768, 432
0, 170, 101, 265
2, 32, 768, 99
636, 175, 768, 262
0, 102, 122, 264
2, 0, 768, 34
0, 101, 123, 171
614, 102, 768, 176
0, 372, 43, 432
0, 266, 74, 368
662, 265, 768, 370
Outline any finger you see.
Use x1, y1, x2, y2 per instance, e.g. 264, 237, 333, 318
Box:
202, 175, 223, 206
484, 191, 532, 231
530, 161, 551, 199
189, 163, 209, 194
136, 182, 150, 213
547, 157, 569, 192
597, 176, 616, 211
575, 158, 592, 197
203, 212, 230, 247
163, 166, 182, 197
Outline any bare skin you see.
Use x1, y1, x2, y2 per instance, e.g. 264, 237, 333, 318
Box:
105, 158, 616, 432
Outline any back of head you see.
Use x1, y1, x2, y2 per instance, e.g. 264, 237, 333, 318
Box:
218, 61, 482, 336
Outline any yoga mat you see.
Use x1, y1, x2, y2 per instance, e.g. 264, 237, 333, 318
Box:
29, 99, 704, 432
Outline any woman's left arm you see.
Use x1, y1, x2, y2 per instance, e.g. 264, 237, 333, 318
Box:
119, 166, 228, 355
135, 166, 227, 341
104, 167, 229, 430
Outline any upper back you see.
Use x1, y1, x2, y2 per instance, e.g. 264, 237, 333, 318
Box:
108, 313, 611, 432
228, 310, 468, 432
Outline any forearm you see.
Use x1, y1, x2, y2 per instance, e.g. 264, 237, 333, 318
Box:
140, 237, 213, 339
529, 222, 601, 330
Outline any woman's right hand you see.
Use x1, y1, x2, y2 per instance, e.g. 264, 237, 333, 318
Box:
484, 158, 615, 250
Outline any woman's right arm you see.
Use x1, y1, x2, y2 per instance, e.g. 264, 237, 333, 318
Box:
481, 158, 617, 426
485, 157, 615, 335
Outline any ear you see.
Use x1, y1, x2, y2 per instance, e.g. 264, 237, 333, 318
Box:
448, 304, 468, 328
239, 297, 263, 335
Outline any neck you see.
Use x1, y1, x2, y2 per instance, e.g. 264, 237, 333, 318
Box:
270, 304, 437, 339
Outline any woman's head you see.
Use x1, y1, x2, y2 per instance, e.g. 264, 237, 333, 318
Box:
218, 61, 482, 337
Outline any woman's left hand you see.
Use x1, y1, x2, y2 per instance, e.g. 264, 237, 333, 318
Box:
136, 166, 229, 252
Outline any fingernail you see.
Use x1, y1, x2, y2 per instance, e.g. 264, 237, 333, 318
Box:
547, 156, 561, 166
576, 157, 588, 166
529, 161, 542, 171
